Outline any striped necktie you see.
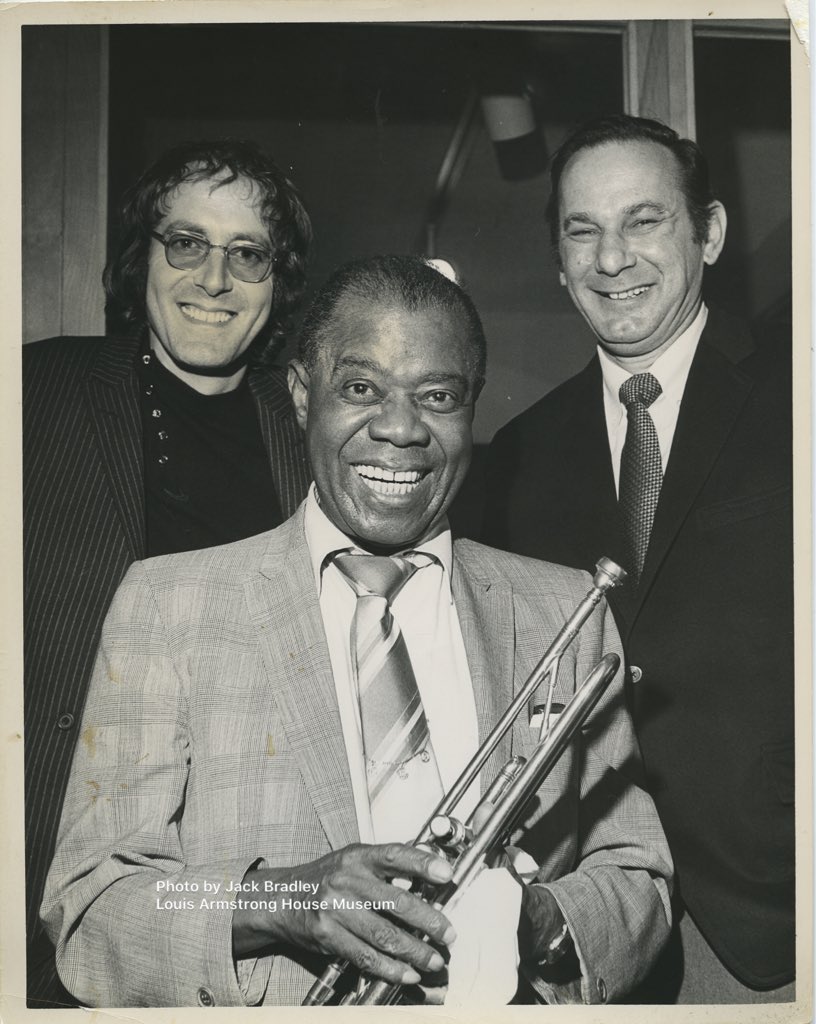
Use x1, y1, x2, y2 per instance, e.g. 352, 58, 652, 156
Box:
334, 553, 443, 827
618, 372, 663, 584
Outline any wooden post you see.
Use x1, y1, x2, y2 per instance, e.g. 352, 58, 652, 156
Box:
623, 21, 696, 140
22, 26, 109, 343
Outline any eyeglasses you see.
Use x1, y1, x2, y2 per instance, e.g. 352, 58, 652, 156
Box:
151, 230, 278, 284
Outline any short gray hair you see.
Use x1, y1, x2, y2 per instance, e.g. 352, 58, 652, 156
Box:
297, 255, 486, 389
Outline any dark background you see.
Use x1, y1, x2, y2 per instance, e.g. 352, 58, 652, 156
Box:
23, 19, 792, 538
101, 23, 790, 449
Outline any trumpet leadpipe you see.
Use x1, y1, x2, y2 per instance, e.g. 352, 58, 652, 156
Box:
415, 559, 626, 846
464, 754, 526, 831
480, 754, 527, 806
444, 652, 621, 913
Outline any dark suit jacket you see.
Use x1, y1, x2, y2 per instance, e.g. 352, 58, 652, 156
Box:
23, 334, 311, 1007
482, 308, 794, 990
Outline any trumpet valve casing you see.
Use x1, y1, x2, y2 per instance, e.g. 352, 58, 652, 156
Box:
429, 815, 471, 855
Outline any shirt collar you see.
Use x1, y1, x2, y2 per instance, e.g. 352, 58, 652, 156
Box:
598, 303, 707, 410
303, 484, 453, 596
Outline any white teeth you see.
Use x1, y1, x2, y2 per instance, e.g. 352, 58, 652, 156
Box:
354, 465, 423, 494
607, 286, 650, 300
180, 304, 233, 324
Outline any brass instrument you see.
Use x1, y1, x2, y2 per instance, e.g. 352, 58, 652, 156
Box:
302, 557, 627, 1007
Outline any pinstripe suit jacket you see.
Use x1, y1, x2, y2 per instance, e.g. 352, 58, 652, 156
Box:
42, 507, 672, 1007
24, 334, 311, 1007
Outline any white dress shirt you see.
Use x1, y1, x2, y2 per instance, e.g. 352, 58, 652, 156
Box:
599, 304, 707, 495
303, 486, 481, 844
304, 489, 526, 1004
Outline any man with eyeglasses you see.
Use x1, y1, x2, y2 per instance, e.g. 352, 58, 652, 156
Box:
23, 139, 313, 1008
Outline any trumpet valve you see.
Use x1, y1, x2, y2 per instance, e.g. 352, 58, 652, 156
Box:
429, 815, 471, 854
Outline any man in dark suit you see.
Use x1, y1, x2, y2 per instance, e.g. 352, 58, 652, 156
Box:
483, 115, 793, 1003
24, 139, 313, 1007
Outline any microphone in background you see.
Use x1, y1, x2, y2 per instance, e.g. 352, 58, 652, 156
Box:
478, 54, 547, 182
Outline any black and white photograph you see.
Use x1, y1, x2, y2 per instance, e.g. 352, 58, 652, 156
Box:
1, 2, 810, 1021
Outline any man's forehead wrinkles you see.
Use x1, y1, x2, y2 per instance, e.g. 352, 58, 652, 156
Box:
563, 200, 670, 219
623, 201, 672, 216
328, 354, 470, 387
160, 217, 270, 246
420, 372, 470, 387
330, 354, 383, 376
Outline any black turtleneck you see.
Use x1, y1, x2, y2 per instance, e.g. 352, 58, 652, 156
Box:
140, 354, 283, 557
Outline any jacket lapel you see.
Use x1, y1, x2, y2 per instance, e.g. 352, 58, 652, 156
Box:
249, 368, 311, 520
557, 359, 622, 571
82, 336, 145, 559
451, 543, 516, 789
633, 318, 755, 621
245, 510, 359, 849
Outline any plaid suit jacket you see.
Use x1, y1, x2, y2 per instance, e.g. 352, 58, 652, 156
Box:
42, 507, 672, 1007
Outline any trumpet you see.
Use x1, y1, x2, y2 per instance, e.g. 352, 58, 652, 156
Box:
302, 557, 627, 1007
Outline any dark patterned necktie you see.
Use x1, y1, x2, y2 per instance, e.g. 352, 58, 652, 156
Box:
618, 373, 663, 584
333, 553, 443, 817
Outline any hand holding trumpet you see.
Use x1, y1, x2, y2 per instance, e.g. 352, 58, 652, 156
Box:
231, 844, 456, 987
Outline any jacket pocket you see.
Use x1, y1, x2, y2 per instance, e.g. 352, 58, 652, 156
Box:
695, 484, 791, 531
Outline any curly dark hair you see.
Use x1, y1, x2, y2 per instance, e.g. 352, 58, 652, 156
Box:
103, 139, 312, 361
545, 114, 718, 261
298, 255, 486, 392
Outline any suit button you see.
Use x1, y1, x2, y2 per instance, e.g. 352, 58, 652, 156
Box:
197, 987, 215, 1006
597, 977, 608, 1002
56, 713, 75, 730
630, 666, 643, 683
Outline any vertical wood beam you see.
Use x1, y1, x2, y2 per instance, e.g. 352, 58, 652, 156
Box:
22, 26, 109, 344
623, 21, 696, 139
